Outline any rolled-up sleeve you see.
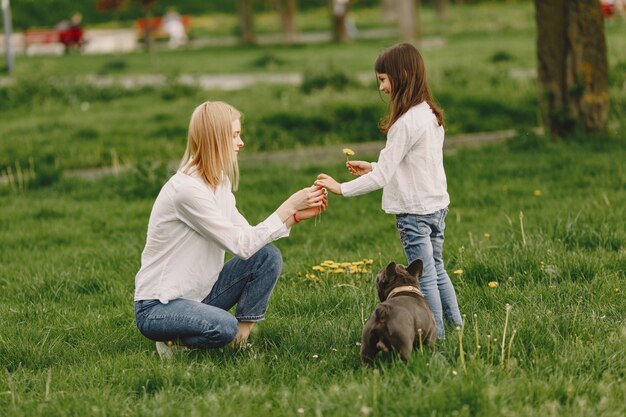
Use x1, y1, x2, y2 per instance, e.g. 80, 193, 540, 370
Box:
341, 120, 417, 197
174, 184, 289, 260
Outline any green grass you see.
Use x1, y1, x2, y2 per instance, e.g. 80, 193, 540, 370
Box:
0, 134, 624, 417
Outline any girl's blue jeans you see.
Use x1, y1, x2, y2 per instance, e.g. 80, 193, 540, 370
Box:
396, 208, 462, 339
134, 244, 282, 349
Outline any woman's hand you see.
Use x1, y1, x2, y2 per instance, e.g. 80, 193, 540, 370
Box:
346, 160, 372, 177
295, 195, 328, 222
286, 185, 326, 212
315, 174, 341, 195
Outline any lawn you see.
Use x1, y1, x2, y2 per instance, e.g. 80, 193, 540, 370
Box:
0, 134, 624, 416
0, 2, 625, 416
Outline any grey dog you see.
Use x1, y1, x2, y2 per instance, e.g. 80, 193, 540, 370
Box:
360, 259, 436, 365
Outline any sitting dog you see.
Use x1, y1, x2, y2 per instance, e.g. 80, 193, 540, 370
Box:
360, 259, 436, 365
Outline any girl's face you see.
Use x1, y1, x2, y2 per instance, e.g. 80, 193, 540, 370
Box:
377, 72, 392, 95
232, 118, 244, 154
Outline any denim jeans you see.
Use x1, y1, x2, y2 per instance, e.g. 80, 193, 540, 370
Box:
396, 208, 462, 339
134, 244, 282, 349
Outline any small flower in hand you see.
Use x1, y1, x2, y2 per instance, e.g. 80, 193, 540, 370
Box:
342, 148, 355, 162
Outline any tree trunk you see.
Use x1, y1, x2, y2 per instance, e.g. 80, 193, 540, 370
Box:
535, 0, 609, 138
436, 0, 449, 20
2, 0, 15, 74
330, 0, 350, 42
279, 0, 297, 43
238, 0, 256, 45
381, 0, 397, 22
397, 0, 420, 42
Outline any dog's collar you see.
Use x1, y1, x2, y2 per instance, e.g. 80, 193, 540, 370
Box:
386, 285, 423, 300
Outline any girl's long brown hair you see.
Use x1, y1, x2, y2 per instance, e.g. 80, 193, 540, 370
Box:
180, 101, 241, 190
375, 43, 444, 133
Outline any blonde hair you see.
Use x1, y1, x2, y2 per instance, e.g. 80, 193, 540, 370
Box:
180, 101, 241, 190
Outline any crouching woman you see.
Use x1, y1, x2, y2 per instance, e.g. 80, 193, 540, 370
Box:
134, 101, 327, 358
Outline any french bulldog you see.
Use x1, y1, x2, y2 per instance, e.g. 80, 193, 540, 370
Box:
360, 259, 436, 365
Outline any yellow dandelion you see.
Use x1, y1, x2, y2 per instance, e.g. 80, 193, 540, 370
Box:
363, 259, 374, 265
305, 273, 322, 283
331, 268, 343, 274
312, 265, 326, 272
483, 233, 491, 239
342, 148, 355, 157
614, 288, 620, 293
488, 281, 499, 288
453, 269, 463, 276
351, 261, 364, 266
340, 262, 351, 267
321, 260, 335, 266
534, 189, 542, 197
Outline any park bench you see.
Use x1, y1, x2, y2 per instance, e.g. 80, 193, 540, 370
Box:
23, 29, 61, 51
23, 27, 84, 55
134, 16, 191, 40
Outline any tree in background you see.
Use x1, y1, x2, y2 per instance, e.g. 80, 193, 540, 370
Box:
278, 0, 297, 43
329, 0, 350, 42
436, 0, 449, 20
238, 0, 256, 44
535, 0, 609, 138
379, 0, 421, 41
398, 0, 420, 41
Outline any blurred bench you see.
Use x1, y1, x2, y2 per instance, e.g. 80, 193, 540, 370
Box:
23, 29, 60, 49
135, 16, 191, 40
23, 27, 84, 55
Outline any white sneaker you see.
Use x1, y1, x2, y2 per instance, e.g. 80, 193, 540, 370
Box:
155, 341, 189, 359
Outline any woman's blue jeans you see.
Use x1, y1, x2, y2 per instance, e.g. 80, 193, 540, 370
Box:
134, 244, 282, 349
396, 208, 462, 339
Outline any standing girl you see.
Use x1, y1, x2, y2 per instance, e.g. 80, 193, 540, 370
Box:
134, 101, 327, 358
316, 43, 462, 339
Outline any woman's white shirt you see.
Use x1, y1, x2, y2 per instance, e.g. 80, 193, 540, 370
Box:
340, 102, 450, 215
134, 171, 289, 304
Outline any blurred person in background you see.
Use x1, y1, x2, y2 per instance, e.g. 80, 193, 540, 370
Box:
163, 7, 187, 49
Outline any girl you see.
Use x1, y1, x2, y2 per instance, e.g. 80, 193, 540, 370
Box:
135, 101, 327, 358
316, 43, 462, 339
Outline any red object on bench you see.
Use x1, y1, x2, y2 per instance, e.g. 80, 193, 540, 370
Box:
23, 27, 84, 51
601, 1, 616, 18
58, 27, 84, 48
135, 16, 190, 39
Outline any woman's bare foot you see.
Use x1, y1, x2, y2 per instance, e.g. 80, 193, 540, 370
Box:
231, 321, 255, 347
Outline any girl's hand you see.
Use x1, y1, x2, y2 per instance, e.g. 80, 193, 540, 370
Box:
346, 160, 372, 177
295, 195, 328, 222
315, 174, 341, 195
286, 185, 326, 212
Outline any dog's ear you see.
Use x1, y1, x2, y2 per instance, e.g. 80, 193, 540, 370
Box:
406, 259, 423, 278
385, 262, 397, 279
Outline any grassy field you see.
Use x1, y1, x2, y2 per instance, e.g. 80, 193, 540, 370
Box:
0, 134, 624, 416
1, 2, 625, 416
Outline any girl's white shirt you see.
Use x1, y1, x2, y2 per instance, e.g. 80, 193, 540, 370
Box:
134, 170, 290, 304
340, 102, 450, 214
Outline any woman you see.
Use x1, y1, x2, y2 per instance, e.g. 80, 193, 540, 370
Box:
134, 101, 327, 358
